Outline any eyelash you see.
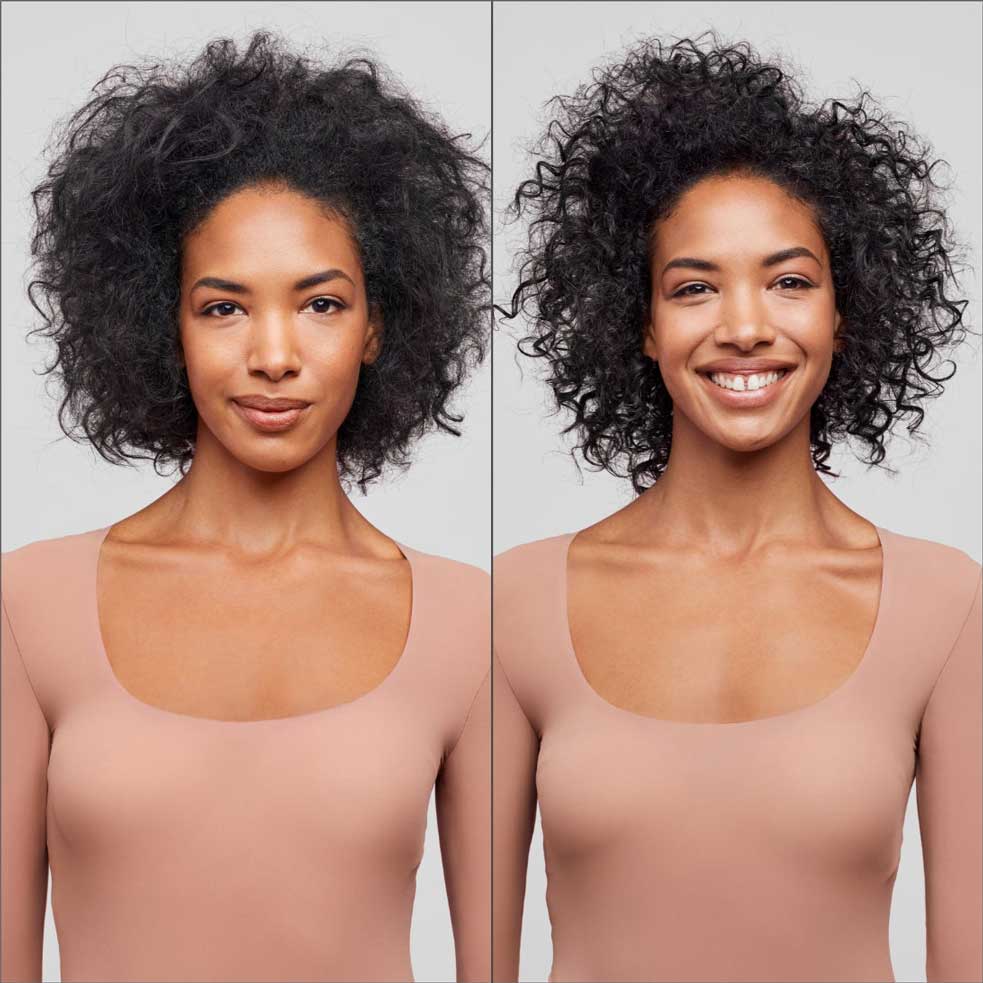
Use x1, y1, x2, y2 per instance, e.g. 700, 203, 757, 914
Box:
672, 276, 815, 298
200, 297, 345, 317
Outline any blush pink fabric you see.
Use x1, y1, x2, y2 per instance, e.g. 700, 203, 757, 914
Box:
493, 524, 982, 983
2, 524, 490, 983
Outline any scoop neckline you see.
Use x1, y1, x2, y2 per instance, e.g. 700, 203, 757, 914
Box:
559, 523, 892, 729
88, 523, 420, 727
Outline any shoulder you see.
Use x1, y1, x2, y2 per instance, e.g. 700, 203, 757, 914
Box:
495, 533, 573, 586
883, 526, 981, 640
2, 525, 103, 611
402, 544, 488, 604
494, 533, 573, 612
884, 526, 981, 594
400, 543, 488, 637
400, 546, 489, 693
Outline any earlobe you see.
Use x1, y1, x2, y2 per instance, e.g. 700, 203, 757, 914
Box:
642, 322, 658, 363
833, 311, 844, 353
363, 307, 383, 365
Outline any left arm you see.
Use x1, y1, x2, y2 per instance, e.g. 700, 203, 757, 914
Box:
436, 667, 491, 982
916, 568, 982, 983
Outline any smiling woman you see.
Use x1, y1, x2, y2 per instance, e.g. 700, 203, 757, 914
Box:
500, 32, 970, 492
494, 30, 981, 983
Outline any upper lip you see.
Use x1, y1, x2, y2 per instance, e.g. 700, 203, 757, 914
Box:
697, 359, 797, 375
233, 395, 311, 411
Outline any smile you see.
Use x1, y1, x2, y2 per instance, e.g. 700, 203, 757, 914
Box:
698, 367, 794, 408
709, 369, 788, 392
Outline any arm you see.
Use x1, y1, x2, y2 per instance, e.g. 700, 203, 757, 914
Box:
491, 651, 539, 983
435, 667, 491, 983
915, 569, 982, 983
1, 596, 50, 982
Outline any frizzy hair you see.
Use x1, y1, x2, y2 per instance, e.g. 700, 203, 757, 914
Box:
27, 30, 490, 489
500, 31, 975, 494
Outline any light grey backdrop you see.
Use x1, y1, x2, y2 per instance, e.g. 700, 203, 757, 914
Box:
1, 3, 489, 981
492, 3, 982, 981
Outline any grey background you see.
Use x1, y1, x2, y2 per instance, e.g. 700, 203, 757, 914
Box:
492, 2, 982, 981
1, 3, 489, 981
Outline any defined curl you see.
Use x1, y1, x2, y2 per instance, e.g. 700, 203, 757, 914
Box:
28, 30, 490, 488
501, 31, 974, 493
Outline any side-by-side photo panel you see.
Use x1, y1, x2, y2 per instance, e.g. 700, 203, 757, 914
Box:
492, 3, 981, 982
1, 3, 490, 982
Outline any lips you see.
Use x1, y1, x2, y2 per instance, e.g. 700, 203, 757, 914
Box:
696, 364, 794, 409
231, 398, 310, 433
233, 396, 311, 411
696, 358, 797, 374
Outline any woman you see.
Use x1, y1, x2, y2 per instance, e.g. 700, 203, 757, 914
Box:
1, 32, 490, 983
493, 34, 981, 983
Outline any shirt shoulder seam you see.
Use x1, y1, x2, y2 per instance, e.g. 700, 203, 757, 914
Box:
441, 665, 491, 767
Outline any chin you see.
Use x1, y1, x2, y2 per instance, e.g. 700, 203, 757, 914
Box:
224, 443, 312, 474
708, 422, 796, 455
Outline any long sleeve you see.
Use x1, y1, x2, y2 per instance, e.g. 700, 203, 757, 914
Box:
916, 568, 983, 983
491, 650, 539, 983
1, 594, 50, 983
436, 667, 491, 982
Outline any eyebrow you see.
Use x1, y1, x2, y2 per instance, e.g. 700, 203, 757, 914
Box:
190, 268, 356, 295
661, 246, 822, 277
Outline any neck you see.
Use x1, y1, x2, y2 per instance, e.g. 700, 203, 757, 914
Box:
148, 426, 375, 556
628, 409, 849, 553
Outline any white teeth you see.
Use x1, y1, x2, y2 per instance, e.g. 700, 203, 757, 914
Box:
708, 370, 786, 392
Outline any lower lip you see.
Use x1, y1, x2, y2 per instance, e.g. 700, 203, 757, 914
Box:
232, 401, 310, 432
698, 369, 794, 408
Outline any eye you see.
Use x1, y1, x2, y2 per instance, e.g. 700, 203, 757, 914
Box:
672, 283, 713, 298
304, 296, 345, 315
773, 275, 814, 290
201, 301, 244, 317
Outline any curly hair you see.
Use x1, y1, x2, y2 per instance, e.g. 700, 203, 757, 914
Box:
500, 31, 974, 494
27, 30, 489, 489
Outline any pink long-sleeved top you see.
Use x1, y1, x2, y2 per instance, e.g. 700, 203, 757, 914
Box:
493, 524, 982, 983
1, 524, 490, 983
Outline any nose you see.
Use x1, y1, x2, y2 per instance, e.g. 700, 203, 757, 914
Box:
245, 312, 303, 380
714, 282, 777, 350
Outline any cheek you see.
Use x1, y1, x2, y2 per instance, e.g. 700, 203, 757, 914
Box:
178, 318, 230, 390
647, 301, 703, 369
305, 330, 372, 404
179, 334, 242, 397
781, 297, 838, 355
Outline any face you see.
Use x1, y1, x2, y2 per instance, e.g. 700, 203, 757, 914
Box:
178, 182, 381, 473
643, 172, 842, 454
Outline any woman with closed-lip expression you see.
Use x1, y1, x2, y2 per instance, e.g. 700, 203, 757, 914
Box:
1, 31, 490, 983
493, 33, 981, 983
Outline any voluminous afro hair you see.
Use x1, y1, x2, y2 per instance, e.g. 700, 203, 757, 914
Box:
502, 32, 974, 494
28, 30, 489, 489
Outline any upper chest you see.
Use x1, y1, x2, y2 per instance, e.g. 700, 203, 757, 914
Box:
96, 540, 412, 721
567, 541, 884, 723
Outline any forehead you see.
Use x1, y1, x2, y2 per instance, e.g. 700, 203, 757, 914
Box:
181, 184, 362, 281
651, 173, 826, 264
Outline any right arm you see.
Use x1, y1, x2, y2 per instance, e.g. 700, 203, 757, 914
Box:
491, 650, 539, 983
1, 595, 49, 982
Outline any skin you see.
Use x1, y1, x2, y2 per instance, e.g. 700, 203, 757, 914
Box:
96, 181, 412, 721
568, 172, 884, 723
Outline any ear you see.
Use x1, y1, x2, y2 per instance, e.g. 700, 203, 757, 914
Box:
832, 310, 844, 353
641, 317, 658, 363
362, 303, 383, 365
